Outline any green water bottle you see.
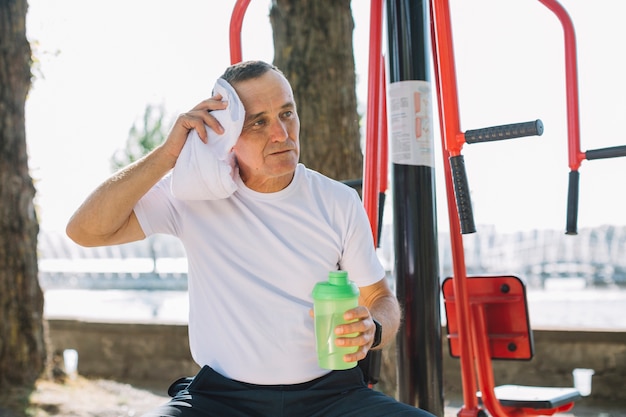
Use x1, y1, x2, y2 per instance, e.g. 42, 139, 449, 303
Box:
312, 270, 360, 370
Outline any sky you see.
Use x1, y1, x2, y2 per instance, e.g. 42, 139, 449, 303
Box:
25, 0, 626, 235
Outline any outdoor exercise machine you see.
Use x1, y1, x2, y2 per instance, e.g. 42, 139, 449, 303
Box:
228, 0, 625, 416
430, 0, 624, 415
534, 0, 626, 236
370, 1, 582, 415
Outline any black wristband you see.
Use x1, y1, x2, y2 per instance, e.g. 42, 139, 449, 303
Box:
371, 318, 382, 349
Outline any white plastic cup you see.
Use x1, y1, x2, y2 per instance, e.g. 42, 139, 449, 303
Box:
573, 368, 594, 396
63, 349, 79, 379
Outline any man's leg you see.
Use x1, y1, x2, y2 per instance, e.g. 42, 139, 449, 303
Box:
285, 367, 436, 417
142, 366, 435, 417
141, 367, 278, 417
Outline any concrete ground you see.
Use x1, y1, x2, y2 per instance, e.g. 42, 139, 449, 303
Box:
443, 398, 626, 417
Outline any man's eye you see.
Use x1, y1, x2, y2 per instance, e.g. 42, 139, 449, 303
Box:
283, 111, 293, 118
253, 119, 266, 127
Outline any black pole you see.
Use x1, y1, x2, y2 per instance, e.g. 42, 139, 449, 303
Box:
386, 0, 443, 414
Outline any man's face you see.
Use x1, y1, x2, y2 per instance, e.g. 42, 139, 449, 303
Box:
232, 70, 300, 193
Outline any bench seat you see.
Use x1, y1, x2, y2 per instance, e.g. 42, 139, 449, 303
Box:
479, 384, 581, 409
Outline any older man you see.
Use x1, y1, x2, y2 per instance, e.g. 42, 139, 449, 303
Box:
67, 60, 433, 417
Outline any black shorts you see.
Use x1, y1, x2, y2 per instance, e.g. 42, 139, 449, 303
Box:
142, 365, 434, 417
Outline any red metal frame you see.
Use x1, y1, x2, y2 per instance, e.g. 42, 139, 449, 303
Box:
363, 0, 385, 245
443, 276, 533, 361
229, 0, 251, 64
540, 0, 626, 235
429, 1, 480, 414
538, 0, 583, 172
431, 0, 579, 415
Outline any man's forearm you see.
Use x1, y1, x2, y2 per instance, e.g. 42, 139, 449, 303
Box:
66, 146, 176, 246
369, 294, 401, 349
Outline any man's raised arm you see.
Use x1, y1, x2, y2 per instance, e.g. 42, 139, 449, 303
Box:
66, 95, 228, 247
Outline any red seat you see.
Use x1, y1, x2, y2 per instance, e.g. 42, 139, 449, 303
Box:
442, 276, 580, 415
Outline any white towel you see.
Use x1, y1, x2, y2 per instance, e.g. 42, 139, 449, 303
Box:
170, 78, 245, 200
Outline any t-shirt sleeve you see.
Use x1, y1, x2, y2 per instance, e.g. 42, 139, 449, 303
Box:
338, 189, 386, 288
134, 175, 181, 238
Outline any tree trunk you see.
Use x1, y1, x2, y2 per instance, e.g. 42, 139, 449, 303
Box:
270, 0, 363, 183
0, 0, 46, 396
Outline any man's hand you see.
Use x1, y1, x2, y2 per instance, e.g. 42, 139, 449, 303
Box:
309, 278, 399, 365
161, 94, 228, 162
66, 94, 231, 248
333, 305, 377, 363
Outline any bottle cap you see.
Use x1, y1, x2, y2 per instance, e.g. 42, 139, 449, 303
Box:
312, 271, 359, 300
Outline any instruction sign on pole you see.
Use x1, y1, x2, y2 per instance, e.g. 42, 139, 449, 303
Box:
388, 80, 435, 168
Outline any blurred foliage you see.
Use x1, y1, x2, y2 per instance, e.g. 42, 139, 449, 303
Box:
110, 104, 171, 172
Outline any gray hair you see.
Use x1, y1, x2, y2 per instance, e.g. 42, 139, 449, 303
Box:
220, 60, 283, 85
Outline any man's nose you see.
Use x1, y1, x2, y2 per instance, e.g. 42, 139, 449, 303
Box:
269, 120, 289, 142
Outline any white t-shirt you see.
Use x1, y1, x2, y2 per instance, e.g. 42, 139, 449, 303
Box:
134, 164, 385, 384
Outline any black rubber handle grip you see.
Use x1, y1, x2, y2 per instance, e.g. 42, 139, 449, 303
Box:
566, 170, 579, 235
450, 155, 476, 234
585, 144, 626, 160
464, 119, 544, 144
376, 192, 386, 248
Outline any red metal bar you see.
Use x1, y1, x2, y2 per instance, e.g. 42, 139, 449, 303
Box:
472, 302, 574, 416
378, 58, 388, 197
229, 0, 251, 64
472, 305, 523, 417
429, 0, 480, 415
538, 0, 584, 171
373, 53, 388, 247
429, 1, 465, 158
363, 0, 384, 244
